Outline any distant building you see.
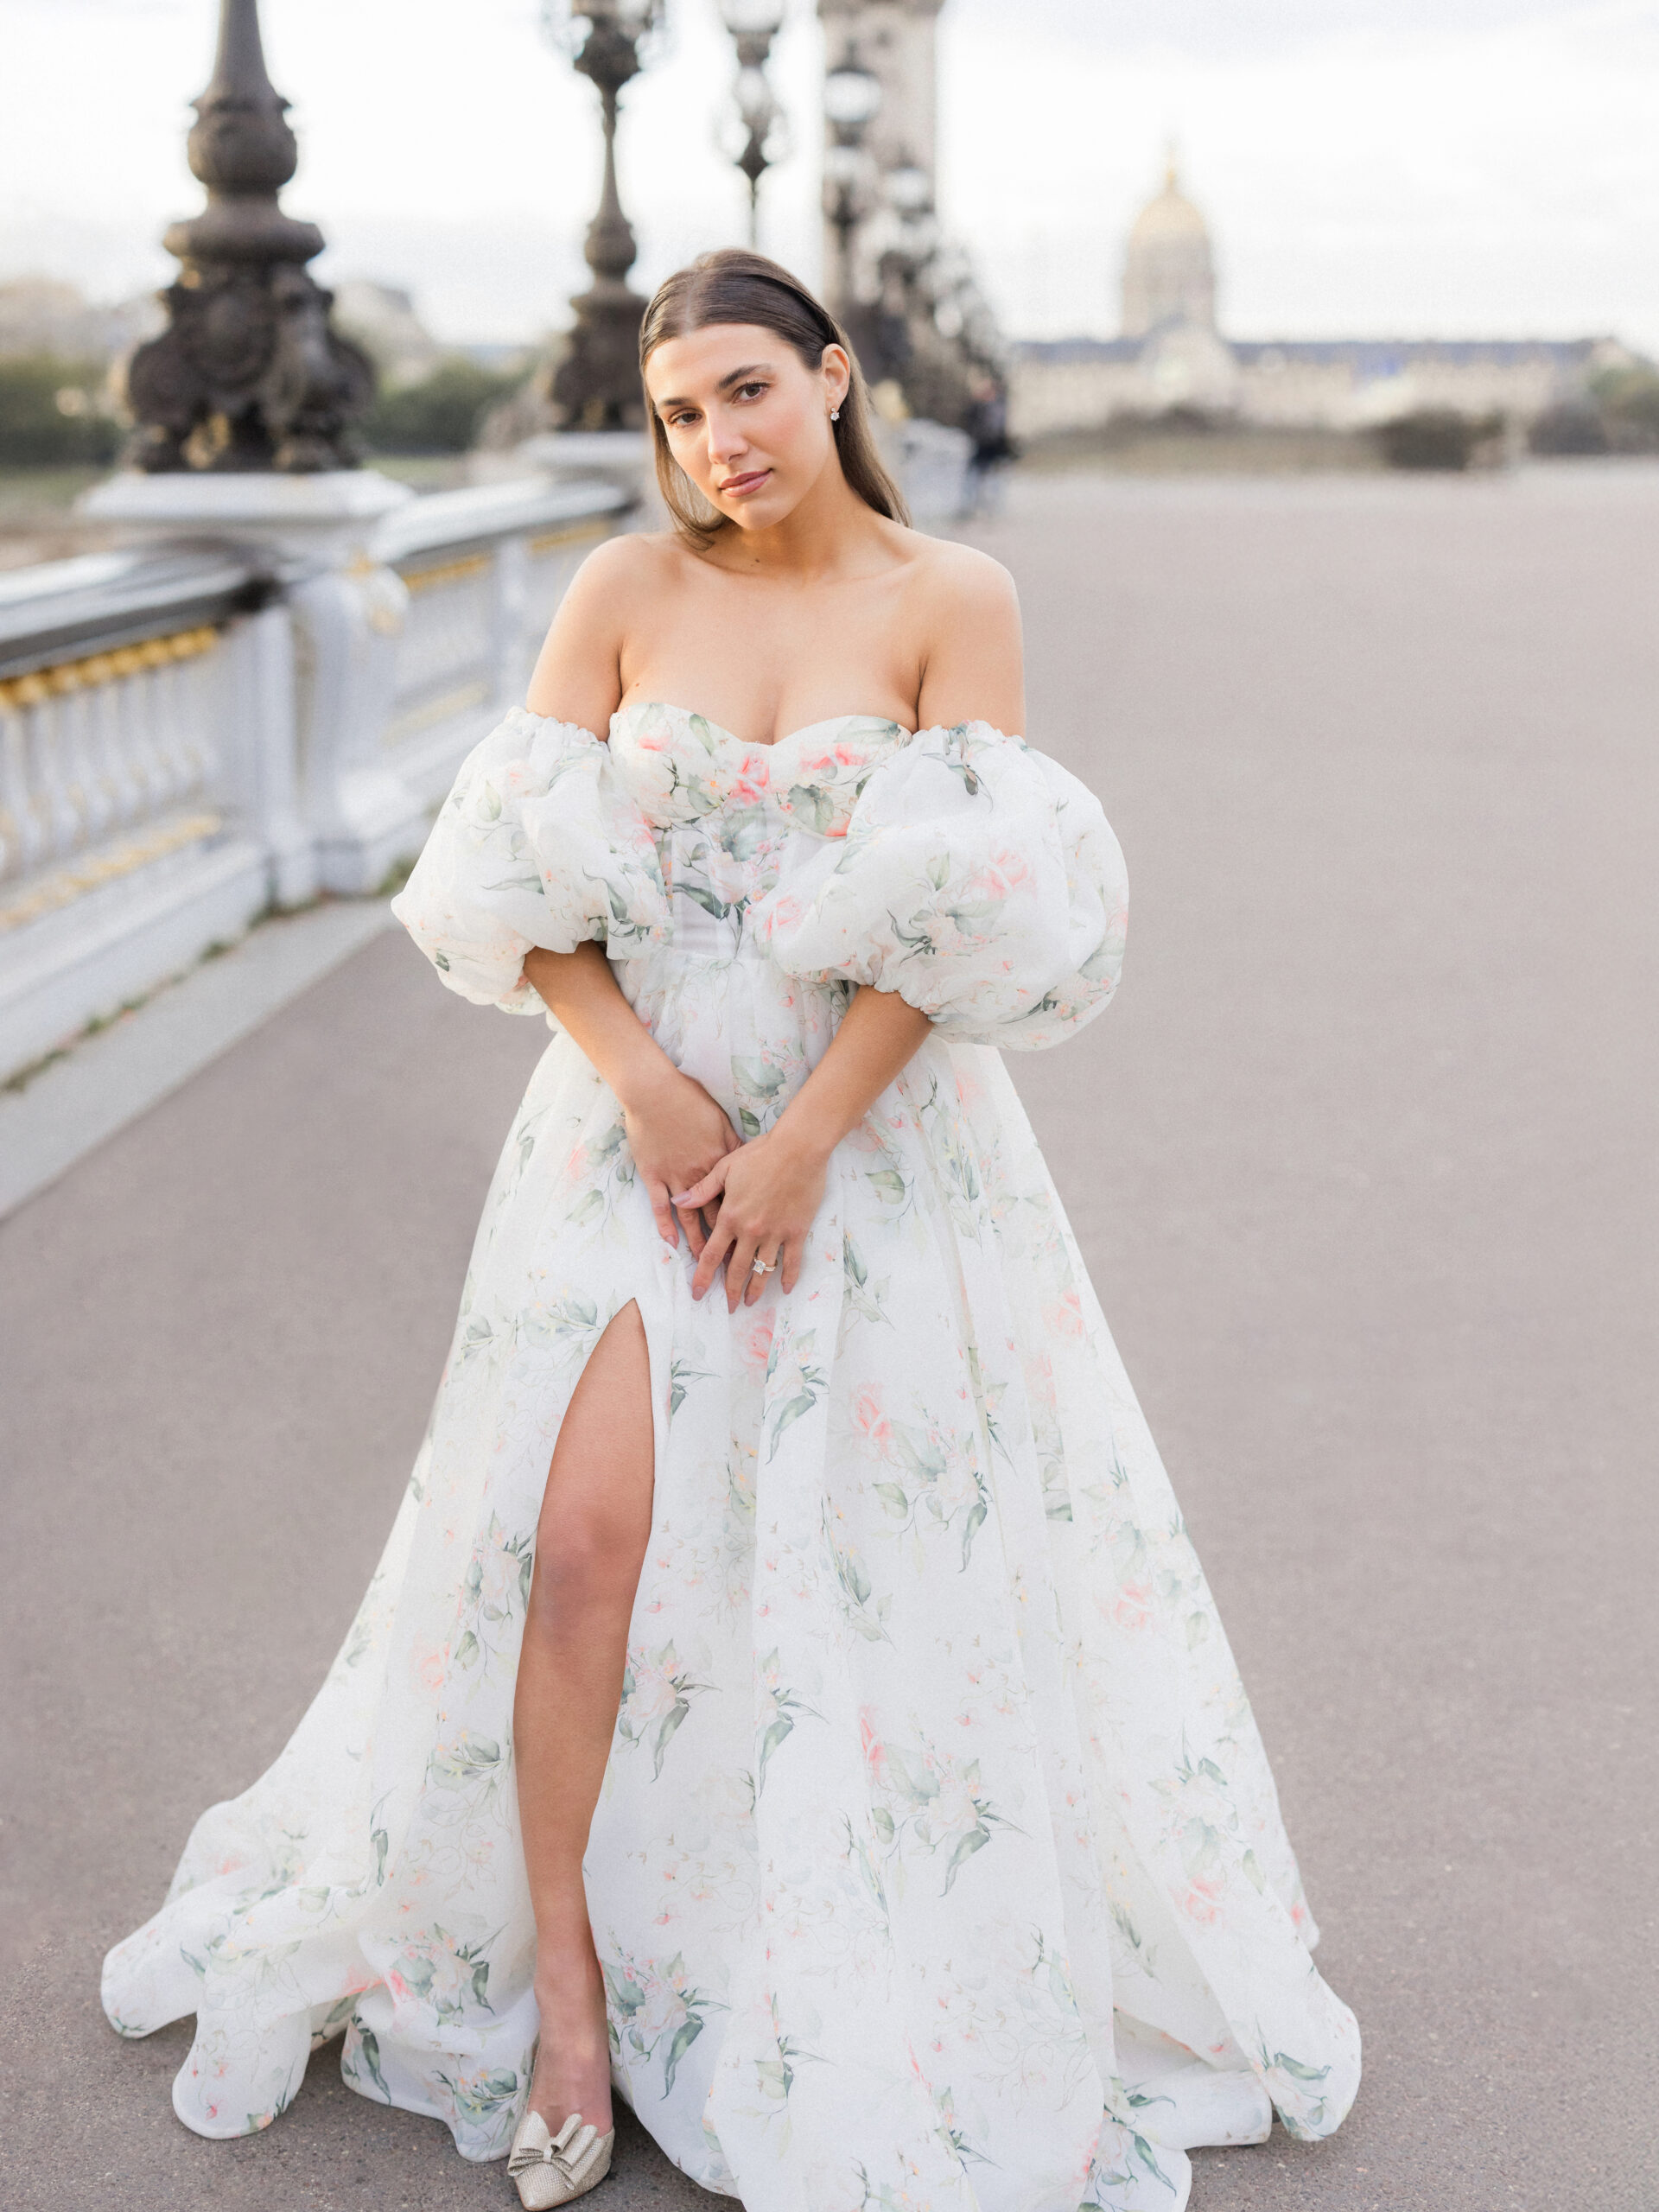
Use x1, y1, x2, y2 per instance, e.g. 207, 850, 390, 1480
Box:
0, 276, 162, 363
1010, 157, 1631, 439
330, 281, 444, 389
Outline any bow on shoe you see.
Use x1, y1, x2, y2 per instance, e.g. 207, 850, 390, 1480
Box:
509, 2111, 602, 2181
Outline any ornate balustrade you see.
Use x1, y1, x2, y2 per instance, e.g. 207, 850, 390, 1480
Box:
0, 474, 632, 1083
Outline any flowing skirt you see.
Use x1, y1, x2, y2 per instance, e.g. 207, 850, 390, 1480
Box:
104, 969, 1359, 2212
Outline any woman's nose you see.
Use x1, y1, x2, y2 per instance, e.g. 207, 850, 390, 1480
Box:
704, 410, 748, 465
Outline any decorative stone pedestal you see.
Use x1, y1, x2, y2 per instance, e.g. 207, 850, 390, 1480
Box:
80, 469, 423, 899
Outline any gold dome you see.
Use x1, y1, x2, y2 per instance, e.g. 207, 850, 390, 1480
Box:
1121, 149, 1218, 340
1128, 159, 1211, 248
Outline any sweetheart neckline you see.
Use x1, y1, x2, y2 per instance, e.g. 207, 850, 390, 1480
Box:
610, 700, 914, 757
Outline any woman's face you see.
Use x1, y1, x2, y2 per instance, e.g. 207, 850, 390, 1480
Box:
645, 321, 851, 531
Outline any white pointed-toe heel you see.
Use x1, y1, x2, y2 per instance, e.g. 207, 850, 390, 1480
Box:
508, 2109, 615, 2209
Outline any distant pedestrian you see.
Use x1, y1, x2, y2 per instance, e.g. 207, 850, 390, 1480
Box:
961, 372, 1016, 518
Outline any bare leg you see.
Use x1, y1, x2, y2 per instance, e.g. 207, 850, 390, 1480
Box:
514, 1301, 654, 2137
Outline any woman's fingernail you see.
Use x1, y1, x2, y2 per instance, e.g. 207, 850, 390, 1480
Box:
671, 1191, 692, 1205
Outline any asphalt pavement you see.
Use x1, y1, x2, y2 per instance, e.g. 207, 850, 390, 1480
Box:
3, 464, 1654, 2212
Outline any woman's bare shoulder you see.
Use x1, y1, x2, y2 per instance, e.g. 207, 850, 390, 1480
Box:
909, 529, 1015, 592
899, 535, 1023, 732
565, 527, 683, 604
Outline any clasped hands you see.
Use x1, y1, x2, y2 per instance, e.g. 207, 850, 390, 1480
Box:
620, 1061, 827, 1313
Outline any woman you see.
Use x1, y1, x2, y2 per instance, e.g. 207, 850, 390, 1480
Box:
104, 251, 1359, 2212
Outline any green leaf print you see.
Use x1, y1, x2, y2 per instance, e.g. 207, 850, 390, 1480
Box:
942, 1824, 991, 1890
874, 1482, 909, 1517
757, 1715, 795, 1790
662, 2014, 702, 2097
680, 882, 732, 919
734, 1056, 790, 1098
668, 1360, 713, 1419
787, 782, 836, 835
768, 1390, 817, 1457
959, 1497, 988, 1571
866, 1168, 907, 1204
352, 2024, 391, 2101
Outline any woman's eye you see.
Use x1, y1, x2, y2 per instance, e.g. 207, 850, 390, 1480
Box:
736, 382, 766, 401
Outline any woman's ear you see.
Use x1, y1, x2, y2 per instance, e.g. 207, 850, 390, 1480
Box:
822, 343, 852, 411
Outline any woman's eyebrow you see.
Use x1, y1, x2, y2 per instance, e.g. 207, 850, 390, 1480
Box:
654, 363, 773, 410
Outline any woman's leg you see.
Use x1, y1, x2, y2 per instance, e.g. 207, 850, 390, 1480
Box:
514, 1300, 655, 2136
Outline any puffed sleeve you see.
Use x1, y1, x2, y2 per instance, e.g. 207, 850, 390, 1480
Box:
389, 705, 668, 1014
752, 721, 1127, 1051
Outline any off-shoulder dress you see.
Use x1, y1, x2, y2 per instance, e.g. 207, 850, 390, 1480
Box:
103, 703, 1359, 2212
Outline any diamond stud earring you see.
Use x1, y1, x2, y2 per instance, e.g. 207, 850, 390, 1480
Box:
830, 407, 840, 421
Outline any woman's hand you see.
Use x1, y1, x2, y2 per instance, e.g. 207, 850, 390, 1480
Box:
518, 944, 739, 1255
619, 1062, 741, 1256
677, 1128, 829, 1311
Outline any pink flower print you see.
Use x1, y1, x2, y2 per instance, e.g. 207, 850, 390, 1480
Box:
1043, 1291, 1085, 1341
1114, 1582, 1153, 1630
859, 1710, 889, 1785
416, 1645, 448, 1691
852, 1385, 893, 1455
1177, 1872, 1224, 1925
626, 1653, 684, 1726
633, 728, 671, 752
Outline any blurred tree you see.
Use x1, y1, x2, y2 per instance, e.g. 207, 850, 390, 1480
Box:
363, 356, 526, 454
1590, 363, 1659, 453
1376, 410, 1503, 472
1528, 401, 1610, 456
0, 354, 123, 466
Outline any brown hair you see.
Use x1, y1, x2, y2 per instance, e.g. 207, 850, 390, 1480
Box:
639, 248, 910, 547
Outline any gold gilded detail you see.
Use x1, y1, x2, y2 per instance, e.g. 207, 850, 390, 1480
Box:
0, 624, 220, 714
0, 810, 224, 935
400, 551, 493, 595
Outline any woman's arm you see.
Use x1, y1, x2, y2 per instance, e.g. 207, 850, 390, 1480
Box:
678, 543, 1027, 1311
519, 537, 741, 1252
522, 944, 740, 1255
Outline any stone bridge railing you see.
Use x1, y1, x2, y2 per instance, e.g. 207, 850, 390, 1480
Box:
0, 473, 632, 1084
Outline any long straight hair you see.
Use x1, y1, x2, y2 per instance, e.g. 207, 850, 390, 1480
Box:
639, 249, 910, 548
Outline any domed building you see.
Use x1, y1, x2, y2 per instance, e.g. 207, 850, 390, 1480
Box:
1122, 154, 1217, 339
1007, 144, 1624, 443
1119, 152, 1239, 412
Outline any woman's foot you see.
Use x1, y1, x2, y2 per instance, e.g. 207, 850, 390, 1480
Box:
528, 1945, 613, 2138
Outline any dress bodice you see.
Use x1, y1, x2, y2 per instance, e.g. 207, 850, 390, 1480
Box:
605, 704, 912, 963
607, 702, 911, 839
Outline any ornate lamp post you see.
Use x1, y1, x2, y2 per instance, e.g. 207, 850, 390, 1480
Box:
541, 0, 668, 432
821, 48, 881, 320
120, 0, 373, 474
716, 0, 790, 249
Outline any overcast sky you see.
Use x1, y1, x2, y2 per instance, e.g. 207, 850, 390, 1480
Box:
3, 0, 1657, 351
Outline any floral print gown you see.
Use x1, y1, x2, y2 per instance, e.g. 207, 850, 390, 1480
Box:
103, 704, 1360, 2211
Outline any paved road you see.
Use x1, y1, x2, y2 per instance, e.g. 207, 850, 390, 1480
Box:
3, 466, 1654, 2212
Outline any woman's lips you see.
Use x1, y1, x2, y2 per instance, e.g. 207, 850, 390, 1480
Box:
719, 469, 771, 496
